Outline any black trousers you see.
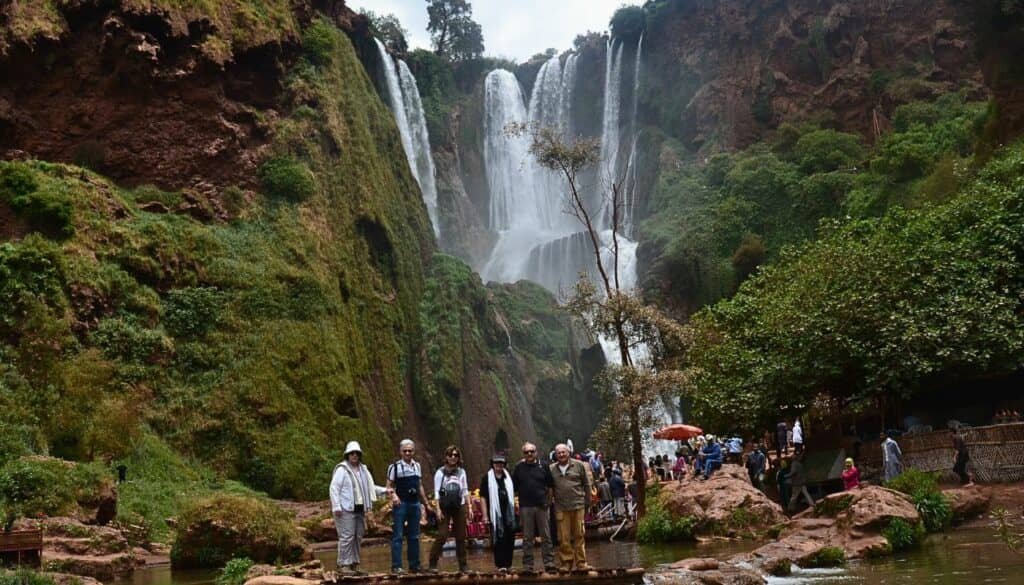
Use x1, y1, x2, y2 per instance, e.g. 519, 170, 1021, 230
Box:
493, 523, 516, 569
953, 453, 970, 484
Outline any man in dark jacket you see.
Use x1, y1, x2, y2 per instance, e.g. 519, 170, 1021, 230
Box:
608, 469, 627, 519
512, 442, 556, 573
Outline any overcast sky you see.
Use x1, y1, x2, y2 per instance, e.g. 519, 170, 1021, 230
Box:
347, 0, 642, 62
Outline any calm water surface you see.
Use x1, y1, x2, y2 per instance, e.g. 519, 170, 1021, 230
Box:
119, 526, 1023, 585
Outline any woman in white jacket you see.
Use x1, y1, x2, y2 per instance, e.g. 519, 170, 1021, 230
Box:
330, 441, 390, 575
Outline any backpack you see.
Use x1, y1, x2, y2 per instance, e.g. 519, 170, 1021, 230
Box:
438, 468, 463, 513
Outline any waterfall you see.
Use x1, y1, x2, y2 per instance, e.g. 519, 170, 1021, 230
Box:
597, 39, 625, 228
622, 33, 644, 236
398, 61, 440, 237
474, 38, 673, 457
373, 38, 440, 237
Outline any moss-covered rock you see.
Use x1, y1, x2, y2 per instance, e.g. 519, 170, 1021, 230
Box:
170, 495, 306, 569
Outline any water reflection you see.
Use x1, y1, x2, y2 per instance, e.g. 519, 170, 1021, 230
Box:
117, 526, 1023, 585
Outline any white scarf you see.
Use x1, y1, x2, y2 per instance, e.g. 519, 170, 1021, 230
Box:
340, 462, 374, 509
487, 469, 515, 540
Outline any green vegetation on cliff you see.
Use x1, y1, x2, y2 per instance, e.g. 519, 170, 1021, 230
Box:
0, 14, 431, 505
684, 140, 1024, 430
641, 93, 988, 313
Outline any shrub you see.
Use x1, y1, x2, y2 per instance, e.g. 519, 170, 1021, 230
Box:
882, 517, 925, 552
0, 457, 111, 525
90, 316, 172, 363
0, 570, 57, 585
886, 468, 940, 497
170, 494, 305, 568
216, 557, 255, 585
162, 287, 223, 338
302, 19, 338, 66
636, 500, 697, 543
0, 162, 73, 238
793, 129, 864, 173
912, 490, 952, 533
258, 157, 316, 202
802, 546, 846, 568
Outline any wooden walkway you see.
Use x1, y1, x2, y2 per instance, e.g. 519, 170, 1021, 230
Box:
325, 568, 645, 585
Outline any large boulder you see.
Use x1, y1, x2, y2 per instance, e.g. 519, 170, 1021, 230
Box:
656, 465, 787, 536
739, 485, 922, 569
943, 486, 990, 525
650, 560, 765, 585
170, 494, 309, 569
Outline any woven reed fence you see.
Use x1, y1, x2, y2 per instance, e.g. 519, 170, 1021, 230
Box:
900, 422, 1024, 482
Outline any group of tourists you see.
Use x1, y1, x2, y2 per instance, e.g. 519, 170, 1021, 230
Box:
328, 439, 596, 576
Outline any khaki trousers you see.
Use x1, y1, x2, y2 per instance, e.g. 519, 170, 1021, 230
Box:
555, 508, 586, 569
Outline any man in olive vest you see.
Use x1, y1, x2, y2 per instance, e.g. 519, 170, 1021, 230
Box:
549, 443, 591, 571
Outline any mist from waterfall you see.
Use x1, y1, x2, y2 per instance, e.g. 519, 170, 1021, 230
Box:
374, 38, 440, 238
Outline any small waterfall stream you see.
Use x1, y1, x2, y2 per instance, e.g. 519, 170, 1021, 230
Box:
374, 39, 440, 237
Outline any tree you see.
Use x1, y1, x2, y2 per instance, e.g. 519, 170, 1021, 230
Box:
361, 10, 409, 54
426, 0, 484, 62
517, 125, 688, 517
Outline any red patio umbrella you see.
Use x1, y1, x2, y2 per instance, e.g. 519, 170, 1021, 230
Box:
653, 423, 703, 441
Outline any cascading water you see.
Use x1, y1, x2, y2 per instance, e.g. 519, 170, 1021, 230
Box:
476, 37, 679, 455
374, 38, 440, 237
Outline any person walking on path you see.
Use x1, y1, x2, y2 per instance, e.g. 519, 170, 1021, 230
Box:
950, 428, 973, 486
745, 441, 767, 491
386, 439, 428, 574
792, 420, 804, 455
881, 431, 904, 483
480, 453, 516, 572
775, 421, 788, 460
550, 443, 592, 571
841, 457, 860, 490
330, 441, 389, 576
512, 442, 556, 573
787, 453, 815, 513
428, 445, 469, 573
776, 458, 792, 508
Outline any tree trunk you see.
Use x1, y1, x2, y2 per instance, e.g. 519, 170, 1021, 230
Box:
630, 405, 645, 517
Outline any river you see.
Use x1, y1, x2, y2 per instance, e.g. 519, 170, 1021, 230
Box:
118, 524, 1022, 585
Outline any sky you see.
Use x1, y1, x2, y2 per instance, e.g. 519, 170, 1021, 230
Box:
346, 0, 642, 62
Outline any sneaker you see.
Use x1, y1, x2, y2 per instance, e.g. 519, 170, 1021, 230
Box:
498, 567, 509, 574
458, 564, 470, 574
390, 567, 405, 575
337, 565, 356, 576
409, 567, 422, 574
426, 562, 438, 574
351, 568, 367, 577
575, 564, 595, 572
544, 565, 559, 574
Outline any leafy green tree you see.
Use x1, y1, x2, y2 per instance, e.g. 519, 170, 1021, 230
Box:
610, 5, 646, 40
361, 10, 409, 54
426, 0, 484, 62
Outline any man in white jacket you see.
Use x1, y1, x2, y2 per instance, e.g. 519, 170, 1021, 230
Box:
330, 441, 389, 575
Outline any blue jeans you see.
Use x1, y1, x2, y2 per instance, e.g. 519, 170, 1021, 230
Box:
391, 501, 421, 570
703, 460, 721, 478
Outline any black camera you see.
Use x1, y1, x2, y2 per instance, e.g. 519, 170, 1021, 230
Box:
353, 504, 365, 513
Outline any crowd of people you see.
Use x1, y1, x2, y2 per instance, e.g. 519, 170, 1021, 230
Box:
328, 438, 633, 576
645, 419, 976, 515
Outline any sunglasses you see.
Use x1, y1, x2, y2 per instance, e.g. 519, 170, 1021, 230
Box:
447, 453, 460, 458
523, 449, 536, 454
402, 449, 414, 453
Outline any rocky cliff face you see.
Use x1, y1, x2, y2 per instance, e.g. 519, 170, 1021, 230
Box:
639, 0, 986, 152
0, 0, 599, 497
